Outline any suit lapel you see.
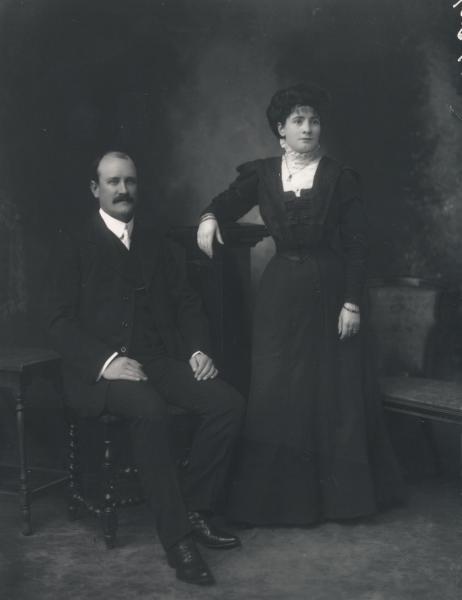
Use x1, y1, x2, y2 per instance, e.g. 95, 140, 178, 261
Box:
85, 213, 161, 288
86, 213, 135, 283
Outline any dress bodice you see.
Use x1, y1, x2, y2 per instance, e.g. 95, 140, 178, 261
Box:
255, 158, 335, 255
205, 155, 368, 304
279, 188, 324, 251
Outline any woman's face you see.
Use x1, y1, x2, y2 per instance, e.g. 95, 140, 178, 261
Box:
277, 105, 321, 153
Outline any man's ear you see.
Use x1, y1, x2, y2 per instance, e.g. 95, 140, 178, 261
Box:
90, 180, 99, 199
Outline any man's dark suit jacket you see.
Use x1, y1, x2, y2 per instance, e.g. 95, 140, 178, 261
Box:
48, 213, 211, 417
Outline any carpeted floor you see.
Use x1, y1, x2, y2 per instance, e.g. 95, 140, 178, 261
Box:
1, 479, 461, 600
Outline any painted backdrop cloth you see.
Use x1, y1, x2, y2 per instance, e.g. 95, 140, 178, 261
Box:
205, 155, 404, 525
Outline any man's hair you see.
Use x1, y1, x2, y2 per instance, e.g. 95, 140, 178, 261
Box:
90, 151, 134, 183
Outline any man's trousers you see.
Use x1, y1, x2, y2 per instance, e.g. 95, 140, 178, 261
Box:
102, 356, 245, 550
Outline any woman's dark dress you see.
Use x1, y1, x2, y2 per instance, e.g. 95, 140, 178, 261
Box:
205, 155, 404, 525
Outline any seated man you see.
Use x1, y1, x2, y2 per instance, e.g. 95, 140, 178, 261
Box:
47, 150, 245, 586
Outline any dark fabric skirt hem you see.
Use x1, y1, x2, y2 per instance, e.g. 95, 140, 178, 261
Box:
225, 500, 405, 528
225, 487, 407, 528
225, 510, 374, 528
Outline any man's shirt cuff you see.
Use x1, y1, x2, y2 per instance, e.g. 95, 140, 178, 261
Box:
97, 352, 119, 381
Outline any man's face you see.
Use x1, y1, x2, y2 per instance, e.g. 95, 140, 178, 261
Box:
91, 154, 138, 222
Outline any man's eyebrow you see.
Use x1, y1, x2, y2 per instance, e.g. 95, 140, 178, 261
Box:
104, 175, 137, 181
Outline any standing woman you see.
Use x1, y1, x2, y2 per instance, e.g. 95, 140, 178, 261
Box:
197, 83, 404, 525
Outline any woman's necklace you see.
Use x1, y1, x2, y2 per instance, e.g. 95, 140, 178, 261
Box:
283, 146, 322, 181
284, 155, 310, 181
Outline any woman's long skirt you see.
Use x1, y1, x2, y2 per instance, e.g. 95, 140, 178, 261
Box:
227, 253, 404, 525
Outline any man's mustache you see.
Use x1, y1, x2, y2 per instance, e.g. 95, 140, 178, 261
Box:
114, 195, 135, 204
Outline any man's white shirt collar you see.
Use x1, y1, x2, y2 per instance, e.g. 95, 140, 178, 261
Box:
99, 208, 134, 243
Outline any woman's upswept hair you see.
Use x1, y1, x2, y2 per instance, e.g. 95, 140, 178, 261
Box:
266, 83, 330, 138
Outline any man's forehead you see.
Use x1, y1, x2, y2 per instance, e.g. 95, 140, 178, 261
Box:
98, 154, 136, 176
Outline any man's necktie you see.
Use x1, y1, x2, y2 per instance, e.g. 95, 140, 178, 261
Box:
120, 225, 130, 250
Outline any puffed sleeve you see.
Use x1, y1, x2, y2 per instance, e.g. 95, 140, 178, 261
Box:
337, 169, 368, 306
201, 160, 260, 223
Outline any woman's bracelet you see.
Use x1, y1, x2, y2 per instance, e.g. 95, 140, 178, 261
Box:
343, 304, 360, 314
200, 213, 217, 223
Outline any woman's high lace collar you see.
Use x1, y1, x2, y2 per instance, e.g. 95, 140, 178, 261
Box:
280, 139, 322, 174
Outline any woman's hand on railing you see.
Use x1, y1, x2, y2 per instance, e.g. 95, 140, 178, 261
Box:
197, 215, 224, 258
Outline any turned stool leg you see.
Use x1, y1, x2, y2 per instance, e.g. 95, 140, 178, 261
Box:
16, 389, 32, 535
68, 421, 83, 521
101, 424, 118, 549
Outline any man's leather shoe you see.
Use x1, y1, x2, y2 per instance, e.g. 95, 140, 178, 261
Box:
188, 511, 241, 549
166, 536, 215, 586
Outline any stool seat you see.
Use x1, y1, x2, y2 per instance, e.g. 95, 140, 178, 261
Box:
95, 404, 190, 426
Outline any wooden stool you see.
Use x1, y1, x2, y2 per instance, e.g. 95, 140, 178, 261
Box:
67, 414, 144, 549
67, 407, 196, 549
0, 347, 67, 535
